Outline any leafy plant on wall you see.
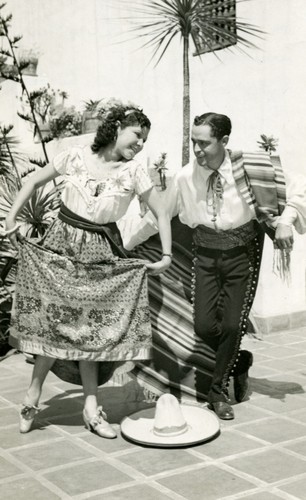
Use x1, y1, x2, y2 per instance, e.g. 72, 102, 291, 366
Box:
0, 5, 50, 165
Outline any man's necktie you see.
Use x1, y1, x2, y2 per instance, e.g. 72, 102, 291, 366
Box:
206, 170, 224, 230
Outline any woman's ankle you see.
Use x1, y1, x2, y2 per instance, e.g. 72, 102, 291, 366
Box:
83, 397, 99, 417
24, 387, 42, 407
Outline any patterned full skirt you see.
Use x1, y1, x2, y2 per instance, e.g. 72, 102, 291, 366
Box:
9, 219, 152, 385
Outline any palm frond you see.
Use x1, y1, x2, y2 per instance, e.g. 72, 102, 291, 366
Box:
119, 0, 264, 64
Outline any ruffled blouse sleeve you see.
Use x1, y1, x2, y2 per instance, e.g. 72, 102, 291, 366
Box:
284, 174, 306, 234
52, 149, 71, 175
132, 161, 154, 196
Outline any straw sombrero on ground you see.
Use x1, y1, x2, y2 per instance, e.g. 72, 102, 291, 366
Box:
121, 394, 220, 447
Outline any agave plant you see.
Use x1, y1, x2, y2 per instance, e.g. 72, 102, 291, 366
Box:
257, 134, 278, 155
0, 181, 63, 238
83, 99, 101, 112
0, 177, 63, 354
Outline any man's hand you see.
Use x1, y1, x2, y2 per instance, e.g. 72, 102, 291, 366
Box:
274, 223, 294, 251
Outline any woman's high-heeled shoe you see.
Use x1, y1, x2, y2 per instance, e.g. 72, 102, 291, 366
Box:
19, 404, 40, 433
83, 406, 117, 439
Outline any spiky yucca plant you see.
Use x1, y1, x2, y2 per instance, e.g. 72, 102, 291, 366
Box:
117, 0, 264, 165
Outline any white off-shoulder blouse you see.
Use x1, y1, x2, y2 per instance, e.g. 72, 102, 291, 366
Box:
52, 146, 153, 224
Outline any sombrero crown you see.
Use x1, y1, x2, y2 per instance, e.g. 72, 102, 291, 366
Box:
153, 394, 188, 437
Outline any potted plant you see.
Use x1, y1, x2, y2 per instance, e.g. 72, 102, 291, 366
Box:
257, 134, 278, 155
19, 85, 70, 142
81, 99, 101, 134
49, 106, 82, 138
18, 48, 39, 77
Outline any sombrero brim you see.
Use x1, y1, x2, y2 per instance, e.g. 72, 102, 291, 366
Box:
121, 404, 220, 447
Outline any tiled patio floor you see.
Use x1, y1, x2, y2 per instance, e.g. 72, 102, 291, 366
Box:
1, 327, 306, 499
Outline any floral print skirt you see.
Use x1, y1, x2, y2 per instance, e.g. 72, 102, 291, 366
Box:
9, 219, 152, 385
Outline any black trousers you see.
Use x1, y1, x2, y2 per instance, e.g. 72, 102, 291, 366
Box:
193, 236, 263, 403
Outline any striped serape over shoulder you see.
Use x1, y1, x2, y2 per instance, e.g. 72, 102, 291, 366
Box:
230, 150, 287, 224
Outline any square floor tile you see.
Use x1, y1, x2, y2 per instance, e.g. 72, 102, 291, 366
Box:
244, 341, 274, 352
46, 412, 84, 434
252, 352, 275, 363
158, 465, 255, 499
11, 438, 95, 470
33, 397, 83, 420
255, 346, 302, 359
265, 334, 306, 346
0, 397, 12, 408
80, 430, 135, 453
0, 376, 30, 393
288, 408, 306, 424
0, 407, 19, 427
226, 449, 306, 483
287, 354, 306, 364
283, 438, 306, 457
279, 477, 306, 498
92, 484, 172, 500
0, 365, 16, 378
117, 448, 203, 476
238, 417, 306, 443
0, 424, 61, 449
240, 491, 288, 499
1, 386, 63, 405
44, 460, 133, 496
248, 394, 306, 413
249, 366, 280, 378
260, 358, 305, 372
0, 456, 23, 480
0, 477, 60, 499
196, 430, 265, 459
221, 403, 270, 427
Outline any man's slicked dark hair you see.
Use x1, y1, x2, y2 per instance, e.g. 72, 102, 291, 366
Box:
193, 112, 232, 140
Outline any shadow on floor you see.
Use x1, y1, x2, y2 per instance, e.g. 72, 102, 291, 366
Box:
249, 376, 305, 400
35, 380, 156, 428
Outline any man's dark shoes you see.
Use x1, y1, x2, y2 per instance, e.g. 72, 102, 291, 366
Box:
208, 401, 234, 420
234, 352, 253, 403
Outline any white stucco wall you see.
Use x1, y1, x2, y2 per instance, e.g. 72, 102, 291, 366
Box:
1, 0, 306, 325
2, 0, 306, 174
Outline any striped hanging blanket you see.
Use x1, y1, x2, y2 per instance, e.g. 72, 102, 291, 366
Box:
230, 150, 287, 223
230, 151, 289, 282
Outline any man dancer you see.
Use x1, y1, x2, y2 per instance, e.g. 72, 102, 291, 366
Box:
172, 112, 299, 420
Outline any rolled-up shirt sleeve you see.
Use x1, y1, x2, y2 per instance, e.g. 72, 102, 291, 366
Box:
277, 173, 306, 234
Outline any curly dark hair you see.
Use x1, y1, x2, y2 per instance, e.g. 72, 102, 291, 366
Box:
91, 105, 151, 153
193, 112, 232, 141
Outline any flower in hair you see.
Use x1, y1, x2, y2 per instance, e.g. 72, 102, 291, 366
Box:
96, 97, 141, 120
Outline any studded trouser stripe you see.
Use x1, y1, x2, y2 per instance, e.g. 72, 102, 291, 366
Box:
192, 234, 264, 403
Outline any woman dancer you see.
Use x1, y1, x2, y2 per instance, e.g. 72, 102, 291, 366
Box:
5, 102, 171, 438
